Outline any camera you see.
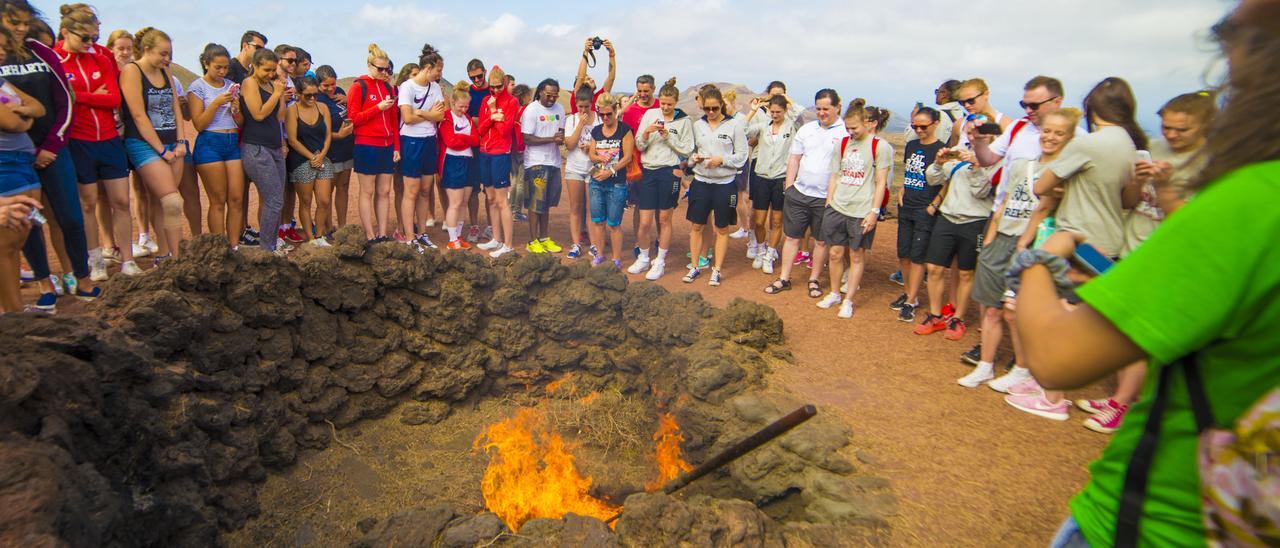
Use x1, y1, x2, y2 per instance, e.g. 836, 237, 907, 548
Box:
591, 37, 604, 50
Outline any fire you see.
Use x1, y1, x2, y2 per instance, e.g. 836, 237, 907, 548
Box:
646, 413, 693, 491
473, 407, 619, 531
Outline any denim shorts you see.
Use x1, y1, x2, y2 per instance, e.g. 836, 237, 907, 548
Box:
1049, 516, 1090, 548
67, 138, 129, 183
353, 143, 395, 175
123, 137, 179, 169
193, 131, 241, 165
477, 151, 512, 189
589, 178, 628, 227
0, 150, 40, 196
399, 135, 439, 178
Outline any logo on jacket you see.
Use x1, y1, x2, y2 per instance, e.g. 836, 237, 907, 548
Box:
91, 71, 100, 80
64, 72, 75, 81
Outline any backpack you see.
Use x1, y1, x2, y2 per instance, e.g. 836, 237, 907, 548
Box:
989, 119, 1031, 188
838, 136, 889, 211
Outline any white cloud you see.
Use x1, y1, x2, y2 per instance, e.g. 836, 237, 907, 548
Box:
538, 23, 576, 38
470, 13, 528, 49
355, 3, 449, 30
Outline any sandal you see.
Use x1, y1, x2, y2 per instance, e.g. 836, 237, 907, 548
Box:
807, 279, 823, 298
763, 279, 792, 294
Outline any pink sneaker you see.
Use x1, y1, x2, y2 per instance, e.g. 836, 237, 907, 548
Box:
1083, 401, 1129, 434
1005, 393, 1070, 421
1007, 377, 1043, 396
1075, 398, 1111, 415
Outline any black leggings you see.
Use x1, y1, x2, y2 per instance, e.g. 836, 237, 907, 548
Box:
21, 152, 89, 279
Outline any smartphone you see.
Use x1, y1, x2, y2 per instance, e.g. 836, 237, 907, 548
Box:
915, 101, 924, 111
1135, 150, 1152, 163
27, 207, 46, 225
977, 123, 1003, 136
1073, 243, 1114, 276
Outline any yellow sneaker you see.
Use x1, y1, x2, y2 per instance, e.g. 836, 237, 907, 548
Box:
539, 237, 562, 253
526, 240, 547, 254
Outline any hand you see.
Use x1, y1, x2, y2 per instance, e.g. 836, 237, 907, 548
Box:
377, 96, 394, 111
216, 90, 235, 105
955, 149, 977, 164
644, 123, 660, 137
555, 130, 565, 145
334, 92, 347, 104
583, 38, 594, 53
861, 212, 878, 232
749, 97, 762, 110
174, 144, 187, 160
926, 204, 937, 216
604, 39, 615, 55
487, 96, 497, 109
689, 154, 704, 164
283, 87, 296, 102
578, 142, 590, 153
33, 149, 55, 169
92, 84, 109, 95
161, 149, 175, 162
1050, 185, 1065, 200
657, 124, 668, 137
339, 121, 354, 138
393, 150, 400, 163
491, 111, 505, 122
1040, 230, 1088, 260
1136, 160, 1173, 187
310, 156, 323, 169
0, 195, 40, 229
428, 101, 447, 116
705, 156, 723, 169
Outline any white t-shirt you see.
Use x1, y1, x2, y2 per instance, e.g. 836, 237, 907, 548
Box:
444, 114, 473, 157
398, 80, 444, 138
789, 120, 849, 199
187, 77, 237, 131
563, 112, 601, 175
520, 101, 566, 168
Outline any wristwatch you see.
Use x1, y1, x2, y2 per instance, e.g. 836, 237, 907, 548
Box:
871, 208, 882, 216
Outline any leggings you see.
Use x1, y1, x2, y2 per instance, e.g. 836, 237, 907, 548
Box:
241, 143, 285, 251
21, 152, 89, 279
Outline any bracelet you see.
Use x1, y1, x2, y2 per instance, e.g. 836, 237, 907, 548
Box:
1004, 249, 1075, 297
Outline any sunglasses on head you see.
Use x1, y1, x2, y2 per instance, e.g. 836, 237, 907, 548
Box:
1019, 96, 1060, 111
910, 124, 932, 131
957, 94, 982, 107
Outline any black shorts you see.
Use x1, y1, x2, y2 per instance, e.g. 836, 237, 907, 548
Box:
782, 185, 825, 240
896, 206, 937, 263
925, 216, 988, 271
686, 179, 737, 228
636, 166, 680, 210
750, 173, 785, 211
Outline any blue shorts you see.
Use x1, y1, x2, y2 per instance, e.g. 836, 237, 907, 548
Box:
399, 135, 439, 178
637, 166, 681, 211
122, 137, 179, 169
0, 150, 40, 196
441, 155, 474, 190
589, 178, 628, 227
67, 138, 129, 183
193, 131, 241, 165
477, 151, 511, 189
353, 143, 395, 175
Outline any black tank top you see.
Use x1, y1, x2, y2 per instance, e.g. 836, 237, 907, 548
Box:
239, 80, 282, 148
121, 63, 177, 144
287, 105, 327, 171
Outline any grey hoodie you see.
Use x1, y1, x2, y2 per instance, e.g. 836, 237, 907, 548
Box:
691, 115, 748, 184
926, 159, 996, 224
748, 117, 798, 180
636, 108, 693, 169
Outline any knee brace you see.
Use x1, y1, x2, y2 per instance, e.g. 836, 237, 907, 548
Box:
160, 193, 185, 229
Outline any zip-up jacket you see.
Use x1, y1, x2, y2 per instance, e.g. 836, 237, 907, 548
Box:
440, 110, 479, 152
636, 108, 693, 169
55, 42, 120, 142
927, 159, 997, 224
0, 39, 73, 155
476, 88, 519, 155
348, 75, 399, 150
691, 115, 747, 184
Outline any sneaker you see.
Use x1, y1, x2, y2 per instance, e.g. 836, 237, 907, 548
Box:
708, 269, 722, 287
793, 251, 810, 266
816, 292, 841, 309
589, 245, 600, 258
489, 245, 513, 258
245, 226, 261, 239
446, 239, 472, 250
837, 300, 854, 319
140, 233, 159, 254
697, 255, 710, 269
74, 287, 101, 301
102, 246, 121, 265
513, 211, 528, 222
1005, 393, 1070, 421
539, 238, 562, 253
613, 259, 622, 269
62, 273, 77, 296
310, 238, 333, 248
153, 254, 172, 267
1006, 376, 1043, 397
944, 317, 967, 341
889, 270, 904, 286
415, 235, 438, 249
239, 229, 260, 246
49, 275, 65, 296
393, 230, 407, 242
477, 239, 502, 251
747, 241, 760, 261
914, 314, 947, 336
633, 245, 642, 258
482, 226, 494, 240
425, 218, 437, 228
591, 256, 606, 266
467, 226, 481, 243
90, 261, 108, 282
958, 363, 995, 388
1082, 401, 1129, 434
645, 260, 665, 281
897, 303, 917, 323
34, 292, 57, 311
682, 267, 701, 283
1075, 398, 1112, 415
526, 240, 547, 254
761, 249, 776, 275
132, 242, 152, 258
941, 302, 956, 319
729, 227, 750, 239
19, 267, 34, 282
279, 227, 305, 245
566, 243, 582, 258
961, 344, 983, 366
627, 256, 651, 274
989, 366, 1033, 394
121, 261, 144, 276
889, 294, 908, 310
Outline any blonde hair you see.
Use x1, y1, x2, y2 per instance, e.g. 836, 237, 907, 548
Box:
106, 28, 130, 46
959, 78, 989, 95
58, 3, 98, 35
366, 43, 388, 65
723, 89, 737, 104
451, 84, 470, 102
1044, 107, 1083, 136
595, 92, 619, 111
487, 65, 506, 84
134, 27, 169, 53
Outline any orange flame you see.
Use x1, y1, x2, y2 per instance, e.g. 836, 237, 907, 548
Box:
646, 413, 693, 491
546, 374, 576, 396
474, 407, 619, 531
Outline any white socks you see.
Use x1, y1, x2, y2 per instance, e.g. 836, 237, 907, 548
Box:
447, 224, 461, 241
656, 248, 668, 262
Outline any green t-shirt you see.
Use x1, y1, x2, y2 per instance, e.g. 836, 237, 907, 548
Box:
1070, 159, 1280, 546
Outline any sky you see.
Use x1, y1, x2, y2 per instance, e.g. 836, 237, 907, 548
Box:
45, 0, 1231, 129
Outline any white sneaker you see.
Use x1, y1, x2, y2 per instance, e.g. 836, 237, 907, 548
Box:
20, 267, 34, 281
309, 238, 332, 248
761, 250, 775, 275
477, 239, 502, 251
425, 218, 436, 228
132, 242, 152, 258
837, 300, 854, 319
121, 261, 144, 276
989, 365, 1033, 394
489, 245, 513, 258
89, 261, 108, 282
101, 246, 121, 265
627, 256, 651, 275
840, 271, 849, 293
746, 241, 759, 261
958, 364, 996, 388
140, 233, 159, 254
816, 292, 841, 309
729, 227, 750, 239
645, 260, 666, 280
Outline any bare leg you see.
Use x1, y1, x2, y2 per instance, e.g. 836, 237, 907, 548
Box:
926, 263, 948, 315
401, 175, 421, 239
1112, 362, 1147, 406
688, 223, 705, 267
775, 237, 800, 281
295, 182, 315, 240
657, 209, 674, 251
333, 168, 351, 229
375, 173, 393, 237
497, 187, 514, 248
198, 161, 228, 237
844, 248, 868, 303
809, 241, 829, 285
955, 269, 976, 318
102, 178, 134, 263
0, 192, 36, 311
179, 160, 201, 235
313, 178, 333, 238
712, 225, 731, 270
357, 172, 377, 238
827, 245, 847, 297
225, 161, 246, 243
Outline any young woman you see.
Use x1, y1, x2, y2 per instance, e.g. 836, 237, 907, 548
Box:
684, 86, 747, 287
951, 78, 1012, 146
238, 48, 287, 252
315, 64, 353, 234
187, 43, 245, 246
570, 37, 615, 115
720, 89, 754, 244
889, 108, 945, 322
389, 61, 417, 236
763, 89, 848, 297
630, 77, 692, 280
105, 27, 130, 66
439, 86, 477, 250
96, 27, 131, 261
475, 65, 519, 258
285, 77, 332, 247
562, 84, 600, 259
0, 22, 46, 311
348, 43, 398, 242
119, 27, 186, 260
814, 99, 891, 318
397, 44, 445, 249
585, 93, 634, 268
745, 95, 798, 277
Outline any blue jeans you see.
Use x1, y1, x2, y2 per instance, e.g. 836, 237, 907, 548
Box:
21, 151, 89, 279
1049, 516, 1090, 548
589, 179, 627, 227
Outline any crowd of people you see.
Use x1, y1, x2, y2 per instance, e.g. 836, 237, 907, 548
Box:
0, 1, 1276, 545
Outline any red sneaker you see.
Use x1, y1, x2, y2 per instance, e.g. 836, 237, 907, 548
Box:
280, 227, 305, 244
944, 317, 967, 340
1083, 400, 1129, 434
941, 302, 956, 319
447, 239, 472, 250
914, 314, 947, 336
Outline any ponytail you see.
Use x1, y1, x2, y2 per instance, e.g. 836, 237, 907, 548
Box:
843, 98, 868, 121
659, 77, 679, 99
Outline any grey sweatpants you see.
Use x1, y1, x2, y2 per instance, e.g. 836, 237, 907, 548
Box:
242, 143, 286, 251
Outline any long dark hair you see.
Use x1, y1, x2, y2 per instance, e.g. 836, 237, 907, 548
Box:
1083, 77, 1148, 150
198, 43, 229, 74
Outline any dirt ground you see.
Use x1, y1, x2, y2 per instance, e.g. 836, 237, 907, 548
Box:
22, 164, 1111, 546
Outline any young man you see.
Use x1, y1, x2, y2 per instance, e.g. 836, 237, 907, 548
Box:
273, 45, 303, 246
520, 79, 566, 253
622, 74, 659, 257
464, 59, 490, 243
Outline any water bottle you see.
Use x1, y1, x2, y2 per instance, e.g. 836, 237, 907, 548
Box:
1033, 217, 1056, 249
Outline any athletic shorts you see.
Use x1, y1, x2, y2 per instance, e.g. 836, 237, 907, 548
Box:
972, 232, 1018, 309
68, 138, 129, 183
686, 179, 737, 229
523, 165, 562, 214
896, 206, 937, 263
821, 206, 876, 250
589, 178, 627, 227
123, 137, 178, 169
636, 166, 681, 211
441, 155, 474, 190
399, 135, 439, 178
0, 150, 40, 196
353, 143, 394, 175
782, 185, 825, 240
750, 173, 784, 211
290, 158, 334, 184
926, 216, 988, 270
477, 152, 511, 189
192, 131, 241, 165
331, 159, 353, 173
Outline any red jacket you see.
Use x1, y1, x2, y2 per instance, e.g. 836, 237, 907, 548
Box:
476, 88, 519, 155
347, 75, 399, 150
55, 42, 120, 142
438, 110, 478, 173
513, 104, 527, 153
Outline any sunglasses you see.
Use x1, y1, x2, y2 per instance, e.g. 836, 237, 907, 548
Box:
469, 73, 485, 82
371, 64, 392, 74
1019, 96, 1060, 111
704, 106, 721, 112
74, 31, 99, 43
957, 94, 982, 107
282, 57, 297, 64
910, 124, 932, 131
302, 92, 317, 99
